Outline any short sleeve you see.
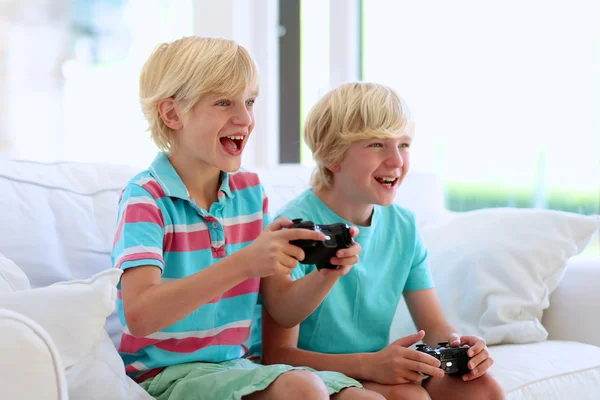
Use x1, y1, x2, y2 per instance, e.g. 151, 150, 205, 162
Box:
404, 228, 435, 291
111, 183, 165, 273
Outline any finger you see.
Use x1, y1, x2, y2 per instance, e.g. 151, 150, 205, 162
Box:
329, 255, 359, 266
274, 265, 293, 276
281, 243, 306, 261
335, 242, 361, 258
283, 228, 326, 242
461, 335, 483, 347
390, 330, 426, 348
467, 349, 489, 370
405, 349, 442, 368
448, 333, 461, 347
402, 370, 425, 383
319, 265, 352, 277
466, 340, 485, 357
406, 360, 444, 378
265, 217, 292, 232
278, 254, 298, 270
463, 358, 493, 381
349, 226, 359, 238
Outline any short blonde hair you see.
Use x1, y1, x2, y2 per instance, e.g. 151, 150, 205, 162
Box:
139, 36, 259, 151
304, 82, 414, 190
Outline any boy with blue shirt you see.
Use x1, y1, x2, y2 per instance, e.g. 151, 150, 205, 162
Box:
259, 82, 505, 400
112, 37, 364, 399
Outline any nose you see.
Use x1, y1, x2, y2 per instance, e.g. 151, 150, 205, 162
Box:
232, 104, 253, 127
386, 147, 404, 168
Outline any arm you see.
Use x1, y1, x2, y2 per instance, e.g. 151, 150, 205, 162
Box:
261, 306, 443, 384
260, 270, 340, 328
404, 288, 459, 346
122, 251, 248, 337
261, 307, 372, 380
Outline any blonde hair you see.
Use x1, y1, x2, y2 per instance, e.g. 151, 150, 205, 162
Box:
139, 36, 259, 151
304, 82, 414, 190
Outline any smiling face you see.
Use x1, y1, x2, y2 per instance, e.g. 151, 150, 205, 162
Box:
333, 135, 412, 207
170, 86, 258, 172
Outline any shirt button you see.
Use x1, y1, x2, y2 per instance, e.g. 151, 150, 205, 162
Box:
212, 222, 218, 228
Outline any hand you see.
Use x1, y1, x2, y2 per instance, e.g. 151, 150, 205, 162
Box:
242, 217, 326, 279
448, 333, 494, 381
318, 226, 361, 278
367, 330, 445, 384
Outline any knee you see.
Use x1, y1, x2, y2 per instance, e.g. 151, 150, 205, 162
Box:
336, 387, 386, 400
462, 375, 505, 400
386, 383, 431, 400
276, 370, 329, 399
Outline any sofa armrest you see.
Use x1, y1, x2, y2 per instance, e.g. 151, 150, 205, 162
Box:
0, 308, 68, 400
542, 256, 600, 346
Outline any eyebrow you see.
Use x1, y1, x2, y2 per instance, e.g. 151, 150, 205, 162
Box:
209, 89, 260, 99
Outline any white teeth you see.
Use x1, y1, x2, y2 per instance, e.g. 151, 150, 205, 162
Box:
226, 135, 244, 140
376, 176, 396, 183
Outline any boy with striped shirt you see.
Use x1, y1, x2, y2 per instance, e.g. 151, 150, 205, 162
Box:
112, 37, 363, 399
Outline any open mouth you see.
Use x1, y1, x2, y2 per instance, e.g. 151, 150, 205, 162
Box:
374, 176, 399, 188
219, 135, 245, 155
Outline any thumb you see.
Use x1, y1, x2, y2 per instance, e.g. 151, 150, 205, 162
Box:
265, 216, 292, 232
391, 330, 426, 348
448, 332, 461, 347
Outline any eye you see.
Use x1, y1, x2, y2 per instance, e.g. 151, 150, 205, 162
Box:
246, 99, 256, 107
400, 143, 411, 149
216, 100, 230, 107
369, 143, 383, 148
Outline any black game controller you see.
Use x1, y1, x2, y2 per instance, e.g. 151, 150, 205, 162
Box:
288, 219, 353, 270
416, 342, 471, 376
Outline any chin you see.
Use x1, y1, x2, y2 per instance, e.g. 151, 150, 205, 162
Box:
371, 191, 397, 207
220, 161, 242, 173
373, 198, 394, 207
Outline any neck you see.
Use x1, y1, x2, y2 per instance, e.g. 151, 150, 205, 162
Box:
314, 185, 374, 227
167, 151, 221, 210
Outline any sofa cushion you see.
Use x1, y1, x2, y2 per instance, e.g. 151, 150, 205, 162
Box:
0, 252, 30, 293
0, 159, 141, 345
542, 255, 600, 347
489, 340, 600, 399
0, 160, 140, 287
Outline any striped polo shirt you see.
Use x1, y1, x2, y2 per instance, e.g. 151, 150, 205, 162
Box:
112, 152, 269, 382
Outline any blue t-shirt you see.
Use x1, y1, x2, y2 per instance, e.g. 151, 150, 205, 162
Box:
250, 189, 434, 355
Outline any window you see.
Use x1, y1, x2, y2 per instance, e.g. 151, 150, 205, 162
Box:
1, 0, 193, 167
362, 0, 599, 254
362, 0, 599, 216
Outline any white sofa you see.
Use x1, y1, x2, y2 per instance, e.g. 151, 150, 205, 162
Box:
0, 158, 599, 400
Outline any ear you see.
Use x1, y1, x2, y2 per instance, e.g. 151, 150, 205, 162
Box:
158, 98, 183, 130
328, 164, 341, 173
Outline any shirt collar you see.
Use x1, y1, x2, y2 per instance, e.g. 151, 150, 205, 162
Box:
148, 152, 233, 201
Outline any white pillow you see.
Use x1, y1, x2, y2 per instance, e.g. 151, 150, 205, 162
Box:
66, 330, 154, 400
0, 252, 30, 293
390, 208, 600, 345
0, 268, 122, 367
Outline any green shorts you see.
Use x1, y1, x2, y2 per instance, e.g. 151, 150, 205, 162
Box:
139, 358, 362, 400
